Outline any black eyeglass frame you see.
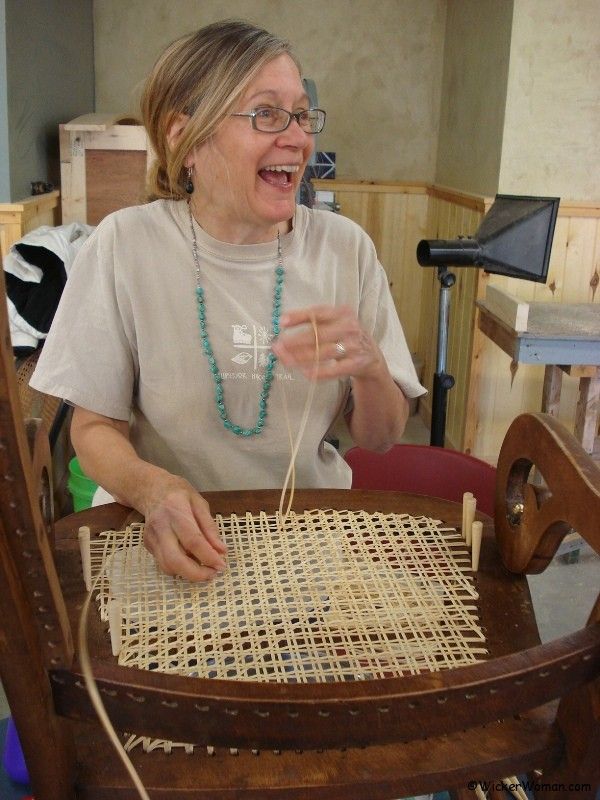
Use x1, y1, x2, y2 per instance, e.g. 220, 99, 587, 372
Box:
230, 107, 326, 134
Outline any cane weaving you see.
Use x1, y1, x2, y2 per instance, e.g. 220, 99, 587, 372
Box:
88, 508, 486, 682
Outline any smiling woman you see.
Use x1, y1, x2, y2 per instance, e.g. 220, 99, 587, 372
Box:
181, 53, 315, 243
30, 19, 426, 582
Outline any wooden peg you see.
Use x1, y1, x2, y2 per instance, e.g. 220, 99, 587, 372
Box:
471, 521, 483, 571
78, 526, 92, 591
462, 492, 474, 540
465, 495, 477, 546
108, 597, 122, 657
503, 776, 528, 800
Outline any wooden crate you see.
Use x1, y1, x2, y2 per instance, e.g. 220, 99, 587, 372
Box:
59, 113, 153, 225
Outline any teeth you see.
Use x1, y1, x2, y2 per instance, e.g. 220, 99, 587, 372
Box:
262, 165, 300, 173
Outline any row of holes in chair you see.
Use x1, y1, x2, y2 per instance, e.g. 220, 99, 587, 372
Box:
52, 657, 591, 718
11, 530, 67, 663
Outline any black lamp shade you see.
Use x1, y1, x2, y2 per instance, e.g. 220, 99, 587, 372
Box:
417, 194, 560, 283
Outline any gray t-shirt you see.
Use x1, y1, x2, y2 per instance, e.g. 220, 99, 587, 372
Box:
31, 200, 425, 491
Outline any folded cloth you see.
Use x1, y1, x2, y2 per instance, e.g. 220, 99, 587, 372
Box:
3, 222, 94, 355
3, 222, 94, 281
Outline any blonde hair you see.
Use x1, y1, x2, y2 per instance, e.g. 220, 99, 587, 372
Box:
141, 20, 299, 200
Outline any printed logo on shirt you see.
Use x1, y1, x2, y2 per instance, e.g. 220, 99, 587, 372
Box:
227, 322, 293, 380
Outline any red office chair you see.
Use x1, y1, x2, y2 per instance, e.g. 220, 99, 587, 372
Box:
345, 443, 496, 516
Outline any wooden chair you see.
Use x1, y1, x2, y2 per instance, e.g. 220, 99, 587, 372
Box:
345, 443, 497, 516
1, 265, 599, 798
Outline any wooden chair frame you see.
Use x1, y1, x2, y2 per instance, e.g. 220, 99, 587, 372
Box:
1, 265, 599, 798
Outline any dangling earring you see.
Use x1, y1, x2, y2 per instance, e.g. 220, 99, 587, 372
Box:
184, 166, 194, 194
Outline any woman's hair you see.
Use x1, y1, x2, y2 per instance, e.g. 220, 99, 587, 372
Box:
141, 20, 299, 200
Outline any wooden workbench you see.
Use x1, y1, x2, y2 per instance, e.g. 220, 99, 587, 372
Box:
477, 299, 600, 457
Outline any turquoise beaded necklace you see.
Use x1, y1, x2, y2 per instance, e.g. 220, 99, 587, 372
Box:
188, 204, 284, 436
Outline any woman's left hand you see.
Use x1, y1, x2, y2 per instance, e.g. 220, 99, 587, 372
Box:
271, 305, 384, 381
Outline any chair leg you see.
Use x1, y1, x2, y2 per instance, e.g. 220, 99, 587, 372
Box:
0, 534, 77, 798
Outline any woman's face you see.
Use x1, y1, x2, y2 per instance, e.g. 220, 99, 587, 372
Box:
189, 54, 315, 244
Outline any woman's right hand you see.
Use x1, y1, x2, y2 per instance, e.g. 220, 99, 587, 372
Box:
71, 406, 227, 583
142, 474, 228, 582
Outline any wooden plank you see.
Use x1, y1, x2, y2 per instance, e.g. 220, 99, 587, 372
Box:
0, 190, 60, 220
542, 365, 563, 417
311, 179, 427, 194
60, 125, 87, 225
478, 307, 517, 361
336, 189, 427, 356
108, 169, 600, 215
484, 286, 530, 332
560, 364, 599, 378
397, 192, 428, 353
478, 300, 600, 341
427, 184, 493, 213
526, 302, 600, 339
477, 301, 600, 363
0, 191, 61, 259
0, 221, 22, 259
81, 125, 147, 152
534, 214, 569, 301
574, 370, 600, 454
519, 337, 600, 365
463, 307, 487, 455
64, 112, 141, 131
557, 200, 600, 218
562, 216, 599, 303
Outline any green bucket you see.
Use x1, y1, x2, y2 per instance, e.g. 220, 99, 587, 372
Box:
67, 457, 98, 512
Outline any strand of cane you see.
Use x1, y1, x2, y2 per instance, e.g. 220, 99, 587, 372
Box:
278, 314, 319, 525
79, 569, 150, 800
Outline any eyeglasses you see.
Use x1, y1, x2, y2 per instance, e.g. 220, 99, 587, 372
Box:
230, 107, 326, 134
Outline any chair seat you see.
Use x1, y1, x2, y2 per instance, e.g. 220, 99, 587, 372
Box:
54, 490, 540, 667
48, 489, 577, 794
55, 492, 568, 798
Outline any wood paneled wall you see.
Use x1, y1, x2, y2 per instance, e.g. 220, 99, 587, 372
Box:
316, 180, 600, 464
312, 180, 429, 355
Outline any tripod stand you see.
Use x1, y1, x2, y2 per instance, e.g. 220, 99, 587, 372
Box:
430, 265, 456, 447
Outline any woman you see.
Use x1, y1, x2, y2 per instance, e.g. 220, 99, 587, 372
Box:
31, 20, 425, 582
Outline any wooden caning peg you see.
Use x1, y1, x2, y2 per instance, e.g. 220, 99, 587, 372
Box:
465, 495, 477, 546
462, 492, 474, 540
505, 776, 529, 800
78, 526, 92, 591
471, 520, 483, 571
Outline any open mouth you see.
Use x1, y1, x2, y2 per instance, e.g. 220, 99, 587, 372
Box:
258, 164, 301, 187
